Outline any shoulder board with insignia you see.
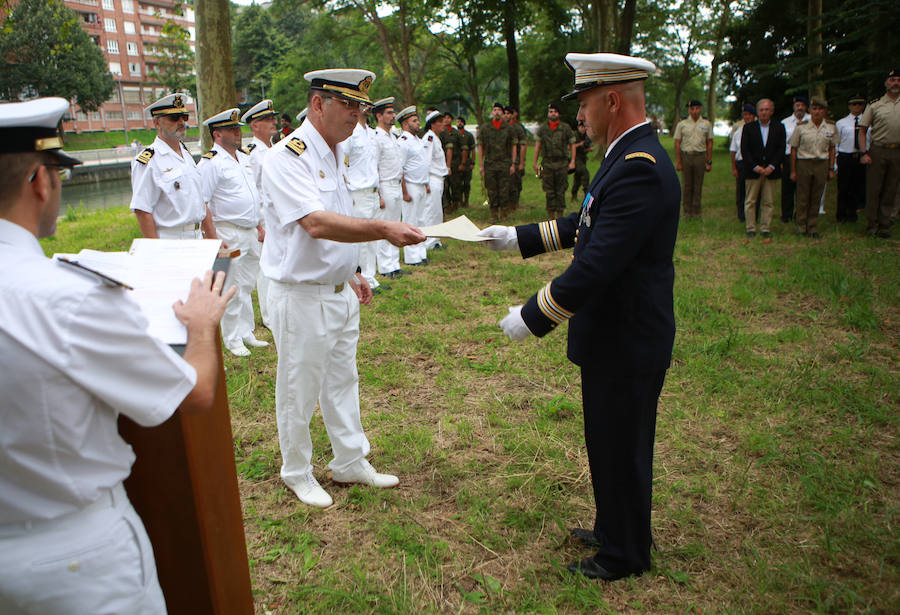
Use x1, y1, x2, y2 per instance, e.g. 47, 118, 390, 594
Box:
202, 150, 218, 160
400, 135, 407, 140
136, 147, 154, 164
625, 152, 656, 164
285, 137, 306, 156
427, 135, 433, 141
245, 143, 257, 153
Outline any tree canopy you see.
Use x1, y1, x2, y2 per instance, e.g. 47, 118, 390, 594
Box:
0, 0, 115, 109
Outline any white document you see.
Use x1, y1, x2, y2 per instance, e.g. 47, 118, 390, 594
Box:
55, 239, 222, 344
419, 215, 490, 242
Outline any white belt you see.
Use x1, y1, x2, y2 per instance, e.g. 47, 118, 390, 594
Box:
273, 280, 348, 295
160, 222, 201, 232
0, 482, 126, 538
215, 220, 257, 230
380, 178, 402, 184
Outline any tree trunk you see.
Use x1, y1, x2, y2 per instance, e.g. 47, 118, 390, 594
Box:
616, 0, 636, 54
466, 55, 484, 125
706, 0, 732, 127
672, 61, 691, 127
504, 0, 519, 110
195, 0, 236, 153
807, 0, 824, 99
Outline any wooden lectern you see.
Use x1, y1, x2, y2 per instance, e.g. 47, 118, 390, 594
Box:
118, 256, 253, 614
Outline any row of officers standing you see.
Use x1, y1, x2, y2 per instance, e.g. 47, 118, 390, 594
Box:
674, 68, 900, 239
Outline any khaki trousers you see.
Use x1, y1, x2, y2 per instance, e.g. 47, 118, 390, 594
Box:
680, 152, 706, 217
865, 145, 900, 233
795, 159, 829, 234
744, 176, 775, 233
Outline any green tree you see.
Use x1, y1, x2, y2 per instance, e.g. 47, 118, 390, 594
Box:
0, 0, 114, 109
231, 2, 285, 99
149, 19, 196, 96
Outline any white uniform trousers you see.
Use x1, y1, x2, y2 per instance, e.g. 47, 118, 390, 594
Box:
350, 187, 381, 289
402, 182, 428, 264
377, 179, 403, 274
424, 174, 446, 250
268, 280, 371, 485
156, 225, 202, 240
215, 222, 262, 348
0, 483, 166, 615
257, 209, 271, 328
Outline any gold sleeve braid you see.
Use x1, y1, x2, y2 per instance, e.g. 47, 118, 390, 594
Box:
536, 282, 574, 324
538, 220, 563, 252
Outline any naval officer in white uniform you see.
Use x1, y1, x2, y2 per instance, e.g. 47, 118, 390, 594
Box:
130, 93, 216, 240
396, 105, 430, 266
422, 109, 448, 250
260, 68, 425, 508
0, 97, 235, 614
371, 97, 406, 278
198, 108, 269, 357
242, 99, 281, 329
344, 104, 383, 292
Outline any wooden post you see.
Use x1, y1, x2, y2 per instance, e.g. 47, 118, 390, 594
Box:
194, 0, 236, 153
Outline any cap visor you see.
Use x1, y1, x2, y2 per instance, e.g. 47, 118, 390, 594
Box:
55, 150, 83, 167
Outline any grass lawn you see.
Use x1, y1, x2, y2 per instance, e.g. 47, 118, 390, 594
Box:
42, 136, 899, 614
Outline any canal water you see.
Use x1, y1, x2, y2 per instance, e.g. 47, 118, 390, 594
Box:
60, 177, 133, 216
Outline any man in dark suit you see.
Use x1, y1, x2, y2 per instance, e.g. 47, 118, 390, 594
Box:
478, 52, 680, 581
740, 98, 786, 239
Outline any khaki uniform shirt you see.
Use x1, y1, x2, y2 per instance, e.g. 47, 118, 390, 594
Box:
536, 121, 575, 164
673, 117, 712, 152
859, 94, 900, 146
477, 120, 515, 169
789, 120, 839, 160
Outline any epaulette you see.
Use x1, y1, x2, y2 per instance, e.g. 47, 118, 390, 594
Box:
136, 148, 154, 164
625, 152, 656, 164
400, 135, 407, 140
427, 135, 433, 141
285, 137, 306, 156
202, 150, 218, 160
244, 143, 257, 154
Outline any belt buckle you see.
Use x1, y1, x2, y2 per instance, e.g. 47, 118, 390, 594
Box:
334, 283, 344, 293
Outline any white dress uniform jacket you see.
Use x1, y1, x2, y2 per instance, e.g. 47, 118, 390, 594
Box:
344, 122, 380, 191
260, 120, 359, 285
130, 136, 205, 229
198, 144, 260, 228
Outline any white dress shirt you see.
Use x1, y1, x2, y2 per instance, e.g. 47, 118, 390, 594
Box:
247, 135, 271, 195
129, 136, 205, 228
344, 122, 380, 191
730, 122, 750, 161
198, 143, 260, 228
398, 130, 430, 185
0, 219, 196, 523
260, 120, 359, 285
835, 113, 870, 153
373, 126, 403, 182
423, 129, 448, 177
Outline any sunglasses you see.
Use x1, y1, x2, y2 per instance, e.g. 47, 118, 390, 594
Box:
29, 163, 72, 183
324, 95, 371, 112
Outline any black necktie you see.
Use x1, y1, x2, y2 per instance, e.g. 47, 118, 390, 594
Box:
853, 115, 860, 153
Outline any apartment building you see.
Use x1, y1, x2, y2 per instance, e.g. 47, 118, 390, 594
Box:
60, 0, 197, 133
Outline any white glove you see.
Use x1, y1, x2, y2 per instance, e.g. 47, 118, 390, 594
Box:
476, 225, 518, 251
499, 305, 532, 341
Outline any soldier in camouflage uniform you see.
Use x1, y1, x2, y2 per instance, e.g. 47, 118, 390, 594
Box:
478, 102, 518, 221
438, 111, 460, 213
532, 102, 576, 218
505, 106, 528, 211
571, 122, 593, 202
456, 116, 476, 208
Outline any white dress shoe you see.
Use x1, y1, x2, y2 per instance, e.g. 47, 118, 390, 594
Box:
226, 342, 251, 357
332, 459, 399, 488
242, 335, 269, 348
286, 473, 333, 508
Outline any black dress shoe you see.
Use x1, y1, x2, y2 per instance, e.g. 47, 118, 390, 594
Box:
569, 527, 602, 547
566, 556, 638, 581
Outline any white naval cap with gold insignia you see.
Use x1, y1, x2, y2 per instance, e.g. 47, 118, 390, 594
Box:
0, 97, 81, 166
202, 107, 243, 129
562, 53, 656, 100
145, 93, 191, 117
304, 68, 376, 104
371, 97, 394, 113
241, 99, 278, 123
425, 110, 441, 124
296, 107, 308, 122
396, 105, 417, 123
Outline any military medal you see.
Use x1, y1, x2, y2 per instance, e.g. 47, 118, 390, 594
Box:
174, 181, 181, 190
579, 194, 593, 226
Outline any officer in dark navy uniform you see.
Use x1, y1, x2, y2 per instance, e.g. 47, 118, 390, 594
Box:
478, 52, 680, 581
